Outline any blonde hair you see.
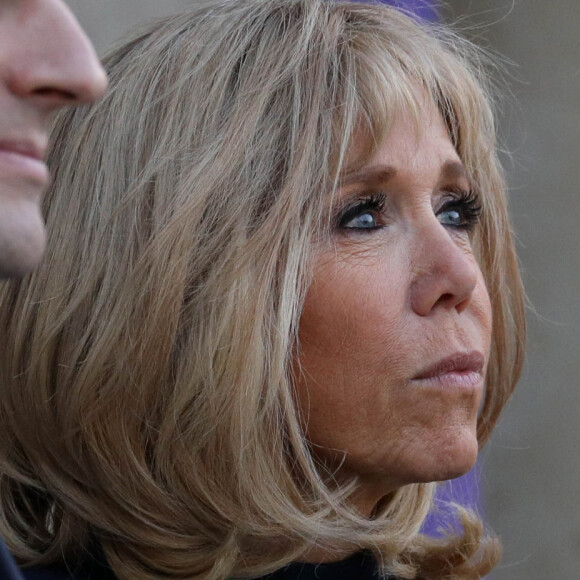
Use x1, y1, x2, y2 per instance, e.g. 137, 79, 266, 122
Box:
0, 1, 525, 579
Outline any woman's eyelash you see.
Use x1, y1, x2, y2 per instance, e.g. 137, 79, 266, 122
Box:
438, 189, 482, 230
336, 192, 387, 229
334, 189, 482, 232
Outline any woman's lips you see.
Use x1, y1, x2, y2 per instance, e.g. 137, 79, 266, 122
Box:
0, 139, 49, 186
409, 351, 485, 389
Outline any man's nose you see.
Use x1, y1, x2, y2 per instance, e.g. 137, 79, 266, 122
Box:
4, 0, 108, 108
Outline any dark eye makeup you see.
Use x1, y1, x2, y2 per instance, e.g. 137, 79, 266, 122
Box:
435, 189, 482, 231
336, 192, 387, 231
336, 189, 482, 233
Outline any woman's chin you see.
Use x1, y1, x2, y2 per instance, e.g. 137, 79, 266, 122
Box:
414, 428, 480, 484
340, 430, 480, 515
385, 425, 480, 487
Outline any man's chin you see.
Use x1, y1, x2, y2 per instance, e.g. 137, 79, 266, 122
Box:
0, 200, 46, 279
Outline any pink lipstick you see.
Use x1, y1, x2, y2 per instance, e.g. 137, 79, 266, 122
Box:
409, 351, 485, 389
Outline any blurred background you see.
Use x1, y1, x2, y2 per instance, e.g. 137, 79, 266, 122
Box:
65, 1, 580, 578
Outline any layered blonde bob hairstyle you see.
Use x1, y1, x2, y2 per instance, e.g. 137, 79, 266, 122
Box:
0, 1, 525, 579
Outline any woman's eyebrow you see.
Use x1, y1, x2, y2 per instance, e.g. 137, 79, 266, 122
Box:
341, 160, 467, 186
440, 160, 469, 183
341, 165, 397, 187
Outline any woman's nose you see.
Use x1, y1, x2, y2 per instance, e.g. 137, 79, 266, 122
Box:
410, 221, 479, 317
5, 0, 108, 107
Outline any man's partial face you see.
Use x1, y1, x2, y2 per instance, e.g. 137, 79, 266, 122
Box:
0, 0, 107, 278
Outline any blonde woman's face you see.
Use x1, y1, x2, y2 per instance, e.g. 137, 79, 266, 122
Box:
295, 101, 492, 513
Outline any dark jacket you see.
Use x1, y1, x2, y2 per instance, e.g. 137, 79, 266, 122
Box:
0, 538, 23, 580
19, 550, 387, 580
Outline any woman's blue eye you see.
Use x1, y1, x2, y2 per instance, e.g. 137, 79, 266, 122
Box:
437, 192, 482, 231
337, 193, 387, 231
343, 212, 377, 229
438, 208, 462, 227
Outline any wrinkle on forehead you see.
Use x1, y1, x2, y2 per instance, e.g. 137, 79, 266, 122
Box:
340, 86, 452, 178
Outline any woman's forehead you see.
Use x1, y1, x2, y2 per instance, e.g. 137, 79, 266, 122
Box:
339, 91, 457, 175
